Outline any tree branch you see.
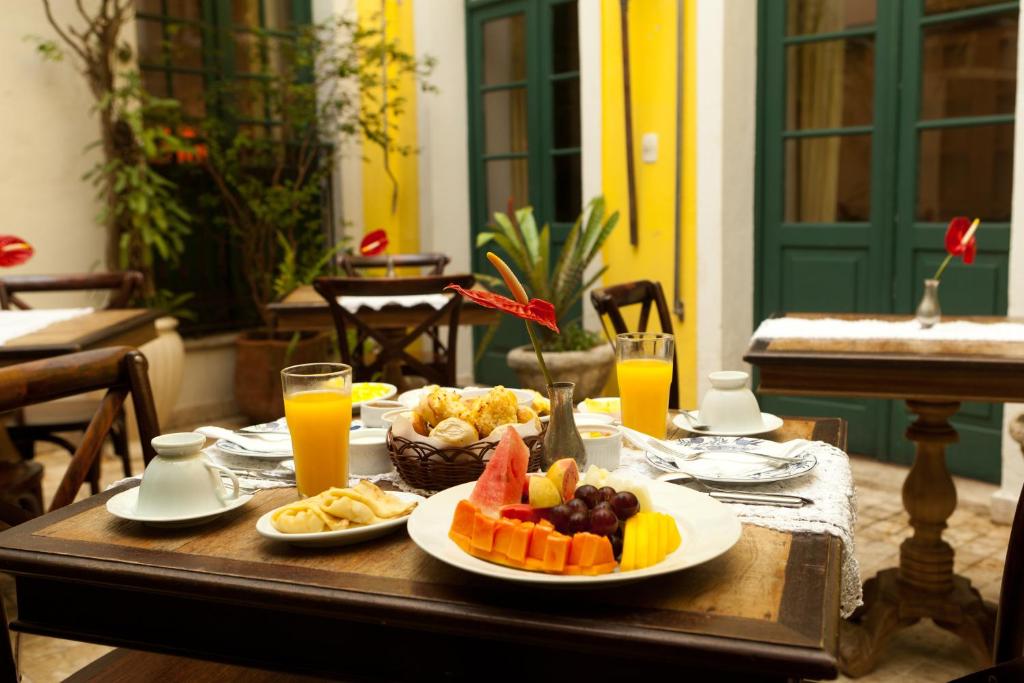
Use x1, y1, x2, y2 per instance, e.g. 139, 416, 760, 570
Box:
41, 0, 89, 63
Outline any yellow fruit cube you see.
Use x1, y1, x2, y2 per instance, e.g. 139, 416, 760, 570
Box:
667, 515, 681, 553
621, 516, 638, 571
658, 513, 669, 560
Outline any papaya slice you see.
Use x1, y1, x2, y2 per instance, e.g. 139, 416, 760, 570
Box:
450, 499, 477, 541
471, 512, 497, 552
493, 518, 518, 556
542, 533, 571, 573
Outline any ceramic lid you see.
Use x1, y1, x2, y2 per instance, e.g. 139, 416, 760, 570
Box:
151, 432, 206, 457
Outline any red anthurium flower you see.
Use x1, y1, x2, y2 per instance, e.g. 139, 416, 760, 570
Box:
360, 229, 389, 256
944, 216, 976, 264
445, 284, 560, 334
0, 236, 33, 267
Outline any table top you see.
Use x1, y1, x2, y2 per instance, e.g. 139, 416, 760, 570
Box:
745, 313, 1024, 402
0, 309, 160, 365
0, 416, 846, 680
267, 284, 501, 331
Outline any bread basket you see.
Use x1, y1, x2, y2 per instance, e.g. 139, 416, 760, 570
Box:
386, 430, 544, 491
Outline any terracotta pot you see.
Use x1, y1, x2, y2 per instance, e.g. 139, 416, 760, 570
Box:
234, 330, 331, 423
506, 343, 615, 399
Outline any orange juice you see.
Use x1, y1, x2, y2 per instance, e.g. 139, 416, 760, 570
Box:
617, 358, 673, 438
284, 389, 352, 496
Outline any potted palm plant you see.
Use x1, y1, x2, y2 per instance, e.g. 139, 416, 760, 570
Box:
476, 197, 619, 397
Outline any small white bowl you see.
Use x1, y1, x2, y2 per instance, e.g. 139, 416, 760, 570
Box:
380, 408, 415, 427
349, 427, 392, 475
459, 386, 534, 407
577, 425, 622, 470
362, 400, 405, 428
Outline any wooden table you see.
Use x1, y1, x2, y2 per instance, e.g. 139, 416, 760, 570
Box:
0, 309, 160, 366
0, 417, 847, 681
267, 284, 501, 332
745, 313, 1024, 676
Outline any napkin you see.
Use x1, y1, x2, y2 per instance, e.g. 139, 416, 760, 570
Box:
196, 426, 293, 454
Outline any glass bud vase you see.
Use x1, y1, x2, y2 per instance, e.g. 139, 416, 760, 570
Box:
542, 382, 586, 470
915, 278, 941, 329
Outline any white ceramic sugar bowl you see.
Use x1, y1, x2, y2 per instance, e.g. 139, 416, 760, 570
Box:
136, 433, 241, 517
698, 371, 764, 434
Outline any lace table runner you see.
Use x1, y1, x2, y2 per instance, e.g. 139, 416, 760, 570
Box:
337, 293, 451, 314
754, 316, 1024, 343
0, 308, 94, 346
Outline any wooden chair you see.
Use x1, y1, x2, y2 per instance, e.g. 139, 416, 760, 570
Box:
590, 280, 680, 409
1, 272, 143, 491
948, 482, 1024, 682
313, 274, 474, 388
338, 252, 450, 277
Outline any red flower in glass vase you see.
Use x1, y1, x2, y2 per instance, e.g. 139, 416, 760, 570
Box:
359, 229, 389, 256
447, 251, 560, 386
0, 236, 33, 268
934, 217, 980, 281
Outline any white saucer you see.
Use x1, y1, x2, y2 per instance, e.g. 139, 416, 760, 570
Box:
672, 411, 784, 437
106, 486, 254, 528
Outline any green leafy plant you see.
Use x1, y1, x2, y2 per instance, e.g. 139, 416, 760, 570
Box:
34, 1, 194, 309
199, 16, 433, 327
476, 196, 619, 350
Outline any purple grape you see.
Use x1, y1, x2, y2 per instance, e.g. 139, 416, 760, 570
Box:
574, 485, 601, 509
565, 498, 588, 517
546, 504, 572, 534
609, 531, 624, 559
598, 486, 617, 503
589, 507, 619, 536
566, 511, 590, 534
610, 491, 640, 520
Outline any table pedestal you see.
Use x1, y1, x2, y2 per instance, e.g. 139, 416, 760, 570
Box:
839, 400, 997, 677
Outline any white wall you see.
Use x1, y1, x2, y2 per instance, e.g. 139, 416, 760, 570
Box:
0, 2, 107, 307
694, 0, 758, 398
991, 3, 1024, 523
413, 0, 474, 384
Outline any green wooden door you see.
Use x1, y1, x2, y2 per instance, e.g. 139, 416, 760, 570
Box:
756, 0, 1017, 481
466, 0, 582, 386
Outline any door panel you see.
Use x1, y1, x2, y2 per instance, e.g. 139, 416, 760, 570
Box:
468, 0, 582, 385
757, 0, 1017, 481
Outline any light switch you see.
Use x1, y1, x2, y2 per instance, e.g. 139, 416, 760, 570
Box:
641, 133, 658, 163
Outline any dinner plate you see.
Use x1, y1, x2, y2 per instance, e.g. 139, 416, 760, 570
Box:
351, 382, 398, 412
237, 417, 289, 435
255, 491, 425, 548
576, 397, 621, 420
407, 480, 741, 586
107, 487, 253, 528
671, 411, 784, 437
644, 436, 817, 484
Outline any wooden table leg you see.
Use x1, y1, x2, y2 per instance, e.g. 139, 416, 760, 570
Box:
839, 399, 997, 677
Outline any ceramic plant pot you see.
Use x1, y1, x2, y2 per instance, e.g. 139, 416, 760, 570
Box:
506, 343, 615, 399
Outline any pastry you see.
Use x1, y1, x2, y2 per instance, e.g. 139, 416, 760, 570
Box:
418, 386, 472, 426
271, 499, 349, 533
469, 386, 519, 436
430, 417, 480, 447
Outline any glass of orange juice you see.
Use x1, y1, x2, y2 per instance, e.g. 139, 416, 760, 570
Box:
616, 332, 674, 438
281, 363, 352, 497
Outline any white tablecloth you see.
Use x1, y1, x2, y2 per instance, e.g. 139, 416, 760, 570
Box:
337, 294, 451, 314
754, 316, 1024, 342
0, 308, 94, 346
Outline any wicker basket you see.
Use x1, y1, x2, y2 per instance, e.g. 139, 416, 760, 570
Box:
387, 430, 544, 491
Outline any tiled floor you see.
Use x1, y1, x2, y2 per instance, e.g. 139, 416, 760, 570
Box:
3, 439, 1013, 682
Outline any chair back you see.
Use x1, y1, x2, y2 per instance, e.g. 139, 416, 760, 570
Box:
0, 346, 160, 513
995, 483, 1024, 663
0, 272, 144, 310
313, 274, 474, 386
339, 253, 450, 278
590, 280, 680, 409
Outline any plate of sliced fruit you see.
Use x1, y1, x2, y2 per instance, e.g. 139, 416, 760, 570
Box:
407, 430, 742, 585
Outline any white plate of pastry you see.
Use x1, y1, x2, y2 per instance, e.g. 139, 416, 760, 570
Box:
256, 480, 424, 548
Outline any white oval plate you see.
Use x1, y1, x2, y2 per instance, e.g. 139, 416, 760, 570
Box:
672, 411, 785, 437
351, 382, 398, 412
397, 386, 461, 409
255, 491, 425, 548
576, 397, 621, 420
215, 439, 292, 460
644, 435, 817, 484
407, 480, 740, 586
107, 486, 253, 528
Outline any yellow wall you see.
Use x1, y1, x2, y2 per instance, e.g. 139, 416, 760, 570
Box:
358, 0, 420, 255
600, 0, 697, 408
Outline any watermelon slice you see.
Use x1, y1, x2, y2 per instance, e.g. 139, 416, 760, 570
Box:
468, 428, 530, 517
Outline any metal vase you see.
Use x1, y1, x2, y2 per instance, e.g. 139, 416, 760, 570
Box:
542, 382, 587, 469
915, 278, 942, 329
